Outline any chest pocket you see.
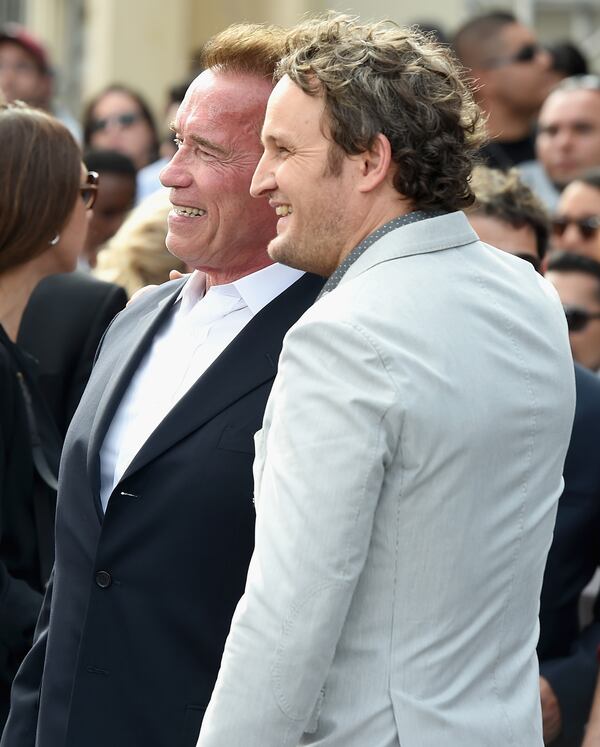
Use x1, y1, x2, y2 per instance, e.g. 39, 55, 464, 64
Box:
216, 425, 256, 455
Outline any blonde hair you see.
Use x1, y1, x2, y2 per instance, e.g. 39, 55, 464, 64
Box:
93, 189, 185, 297
278, 14, 486, 211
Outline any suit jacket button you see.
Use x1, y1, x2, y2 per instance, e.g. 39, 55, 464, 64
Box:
95, 571, 112, 588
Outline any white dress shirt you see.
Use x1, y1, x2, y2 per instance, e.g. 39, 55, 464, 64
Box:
99, 263, 303, 511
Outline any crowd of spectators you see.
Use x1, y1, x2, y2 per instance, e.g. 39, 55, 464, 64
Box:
0, 9, 600, 746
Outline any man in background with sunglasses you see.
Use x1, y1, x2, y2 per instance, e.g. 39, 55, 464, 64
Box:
546, 252, 600, 373
453, 11, 554, 170
466, 166, 600, 747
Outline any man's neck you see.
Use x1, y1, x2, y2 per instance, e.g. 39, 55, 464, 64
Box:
481, 100, 534, 142
203, 257, 275, 291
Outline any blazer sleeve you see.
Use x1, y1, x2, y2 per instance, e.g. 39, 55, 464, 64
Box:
197, 315, 401, 747
64, 283, 126, 427
0, 572, 54, 747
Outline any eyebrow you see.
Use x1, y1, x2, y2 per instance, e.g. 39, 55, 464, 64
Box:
169, 122, 229, 156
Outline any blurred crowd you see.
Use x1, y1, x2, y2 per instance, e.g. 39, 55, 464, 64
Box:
1, 10, 600, 747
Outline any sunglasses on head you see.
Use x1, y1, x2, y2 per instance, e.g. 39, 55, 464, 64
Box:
80, 171, 99, 210
89, 111, 142, 134
485, 43, 541, 69
551, 215, 600, 240
563, 304, 600, 332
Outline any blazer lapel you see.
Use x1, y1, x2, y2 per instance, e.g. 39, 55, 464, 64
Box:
119, 272, 324, 482
86, 283, 183, 495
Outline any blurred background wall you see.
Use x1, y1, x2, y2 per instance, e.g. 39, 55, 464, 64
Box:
1, 0, 599, 133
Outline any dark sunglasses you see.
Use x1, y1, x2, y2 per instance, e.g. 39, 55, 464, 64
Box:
551, 215, 600, 240
485, 43, 541, 69
89, 111, 142, 134
80, 171, 99, 210
563, 304, 600, 332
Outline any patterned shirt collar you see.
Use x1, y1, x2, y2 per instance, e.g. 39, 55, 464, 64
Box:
319, 210, 445, 297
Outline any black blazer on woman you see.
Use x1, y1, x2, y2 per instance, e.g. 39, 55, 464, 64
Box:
0, 325, 61, 730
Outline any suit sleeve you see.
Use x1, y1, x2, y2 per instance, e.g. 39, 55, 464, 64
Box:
540, 617, 600, 745
0, 572, 53, 747
197, 315, 400, 747
64, 284, 127, 427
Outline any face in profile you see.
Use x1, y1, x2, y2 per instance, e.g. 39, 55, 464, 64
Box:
250, 75, 359, 278
159, 69, 277, 280
88, 90, 156, 170
551, 180, 600, 260
483, 23, 553, 116
49, 164, 91, 273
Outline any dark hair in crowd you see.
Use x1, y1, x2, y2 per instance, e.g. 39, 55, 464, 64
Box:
547, 42, 588, 78
469, 166, 550, 259
0, 102, 81, 273
452, 11, 516, 69
546, 252, 600, 298
277, 14, 486, 212
82, 83, 160, 161
84, 148, 137, 178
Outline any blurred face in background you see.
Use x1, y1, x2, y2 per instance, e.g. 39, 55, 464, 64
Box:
551, 180, 600, 260
88, 90, 156, 170
545, 268, 600, 371
537, 89, 600, 188
468, 213, 540, 269
83, 171, 136, 267
482, 23, 553, 117
0, 41, 46, 106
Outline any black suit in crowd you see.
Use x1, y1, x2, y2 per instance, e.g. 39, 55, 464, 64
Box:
0, 326, 61, 730
17, 272, 127, 436
539, 363, 600, 747
2, 272, 323, 747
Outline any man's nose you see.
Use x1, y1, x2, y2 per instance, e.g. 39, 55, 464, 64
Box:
250, 152, 276, 198
160, 150, 191, 189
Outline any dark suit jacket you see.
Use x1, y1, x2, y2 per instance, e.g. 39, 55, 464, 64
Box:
2, 272, 323, 747
17, 272, 127, 437
538, 363, 600, 746
0, 326, 61, 730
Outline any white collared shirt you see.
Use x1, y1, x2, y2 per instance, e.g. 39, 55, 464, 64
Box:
99, 263, 303, 512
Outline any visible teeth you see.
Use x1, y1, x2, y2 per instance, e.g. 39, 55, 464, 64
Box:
275, 205, 293, 217
174, 206, 206, 217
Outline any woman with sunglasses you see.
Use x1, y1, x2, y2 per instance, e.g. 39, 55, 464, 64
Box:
82, 84, 160, 171
0, 102, 95, 729
551, 169, 600, 261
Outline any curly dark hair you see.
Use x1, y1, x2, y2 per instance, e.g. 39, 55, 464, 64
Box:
277, 14, 486, 212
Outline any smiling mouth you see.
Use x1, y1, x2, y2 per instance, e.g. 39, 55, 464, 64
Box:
172, 205, 206, 217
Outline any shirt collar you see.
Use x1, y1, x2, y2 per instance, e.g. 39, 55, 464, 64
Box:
178, 263, 304, 316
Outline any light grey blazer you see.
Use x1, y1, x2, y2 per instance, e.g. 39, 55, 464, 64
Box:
197, 212, 576, 747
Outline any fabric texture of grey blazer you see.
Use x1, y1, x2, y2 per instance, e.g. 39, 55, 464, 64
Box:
197, 211, 576, 747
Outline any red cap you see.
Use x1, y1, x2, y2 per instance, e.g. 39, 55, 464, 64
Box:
0, 23, 50, 73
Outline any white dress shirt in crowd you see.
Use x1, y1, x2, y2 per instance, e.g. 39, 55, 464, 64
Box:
99, 263, 303, 512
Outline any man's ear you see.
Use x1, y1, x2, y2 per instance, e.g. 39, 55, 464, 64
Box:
356, 133, 393, 193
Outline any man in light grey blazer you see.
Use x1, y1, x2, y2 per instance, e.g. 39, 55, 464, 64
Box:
197, 15, 577, 747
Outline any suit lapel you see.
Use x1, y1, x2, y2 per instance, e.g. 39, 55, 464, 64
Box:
86, 284, 182, 494
118, 272, 324, 482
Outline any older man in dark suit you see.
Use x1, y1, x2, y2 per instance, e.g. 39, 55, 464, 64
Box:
1, 24, 322, 747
